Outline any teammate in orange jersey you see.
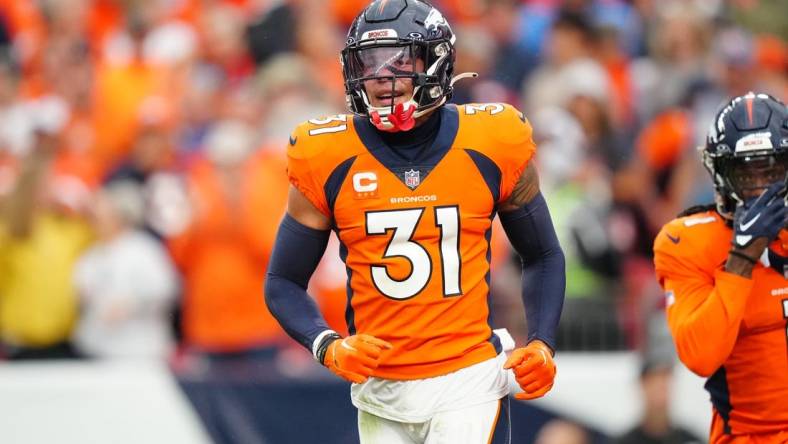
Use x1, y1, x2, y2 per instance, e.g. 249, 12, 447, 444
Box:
654, 92, 788, 444
264, 1, 565, 442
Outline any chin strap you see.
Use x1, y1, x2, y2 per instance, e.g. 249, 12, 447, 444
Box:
364, 72, 478, 132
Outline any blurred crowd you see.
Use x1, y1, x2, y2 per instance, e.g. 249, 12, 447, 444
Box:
0, 0, 784, 372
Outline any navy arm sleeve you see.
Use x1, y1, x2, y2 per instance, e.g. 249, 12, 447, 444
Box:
265, 214, 333, 352
498, 192, 566, 351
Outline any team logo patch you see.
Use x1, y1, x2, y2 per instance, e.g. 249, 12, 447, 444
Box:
424, 8, 448, 33
404, 169, 420, 189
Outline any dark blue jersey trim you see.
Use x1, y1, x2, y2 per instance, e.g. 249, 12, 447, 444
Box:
465, 149, 502, 203
338, 236, 356, 335
324, 156, 358, 214
485, 216, 502, 354
705, 366, 733, 434
352, 105, 460, 191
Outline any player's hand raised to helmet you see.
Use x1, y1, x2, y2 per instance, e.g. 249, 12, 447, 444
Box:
731, 182, 788, 258
503, 340, 556, 400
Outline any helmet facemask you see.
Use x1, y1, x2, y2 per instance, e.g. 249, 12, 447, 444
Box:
341, 37, 456, 131
705, 150, 788, 218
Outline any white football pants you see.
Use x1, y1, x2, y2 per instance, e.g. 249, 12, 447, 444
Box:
357, 397, 510, 444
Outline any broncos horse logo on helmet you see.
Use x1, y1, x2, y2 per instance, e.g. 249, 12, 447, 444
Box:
340, 0, 476, 131
703, 92, 788, 219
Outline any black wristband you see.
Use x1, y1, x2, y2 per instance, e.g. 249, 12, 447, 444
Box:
315, 333, 342, 366
729, 249, 758, 265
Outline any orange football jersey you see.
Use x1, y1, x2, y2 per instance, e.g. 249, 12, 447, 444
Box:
654, 209, 788, 437
287, 103, 535, 380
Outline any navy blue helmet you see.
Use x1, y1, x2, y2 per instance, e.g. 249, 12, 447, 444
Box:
703, 92, 788, 218
341, 0, 465, 129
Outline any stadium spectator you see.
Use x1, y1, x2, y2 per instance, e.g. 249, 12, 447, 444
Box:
166, 119, 289, 444
615, 310, 703, 444
629, 3, 713, 123
479, 0, 534, 96
615, 362, 702, 444
449, 24, 500, 105
293, 0, 346, 105
531, 106, 624, 350
246, 1, 297, 66
168, 120, 288, 357
592, 25, 636, 130
534, 419, 591, 444
0, 125, 93, 360
255, 53, 341, 146
106, 96, 176, 186
72, 180, 179, 359
198, 2, 254, 86
523, 9, 598, 114
753, 34, 787, 98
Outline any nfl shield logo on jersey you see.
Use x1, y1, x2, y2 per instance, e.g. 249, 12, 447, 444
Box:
404, 169, 420, 189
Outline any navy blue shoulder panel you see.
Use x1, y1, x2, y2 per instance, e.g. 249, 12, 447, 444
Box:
324, 156, 358, 213
352, 105, 460, 188
464, 149, 502, 203
420, 105, 460, 167
705, 366, 732, 434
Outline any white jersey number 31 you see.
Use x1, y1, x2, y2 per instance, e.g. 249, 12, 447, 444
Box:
365, 206, 461, 300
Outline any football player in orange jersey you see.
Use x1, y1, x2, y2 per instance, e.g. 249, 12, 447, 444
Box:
654, 92, 788, 444
265, 1, 565, 443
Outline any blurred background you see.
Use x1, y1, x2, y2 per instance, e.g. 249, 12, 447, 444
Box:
0, 0, 784, 443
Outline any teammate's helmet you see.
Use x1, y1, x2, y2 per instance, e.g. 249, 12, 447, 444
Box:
703, 92, 788, 219
341, 0, 458, 129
